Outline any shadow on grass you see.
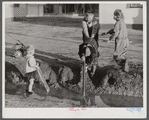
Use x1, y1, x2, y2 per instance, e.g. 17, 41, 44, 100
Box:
13, 17, 83, 28
6, 31, 83, 44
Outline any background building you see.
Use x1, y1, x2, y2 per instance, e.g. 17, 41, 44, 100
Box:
5, 3, 143, 29
99, 3, 143, 29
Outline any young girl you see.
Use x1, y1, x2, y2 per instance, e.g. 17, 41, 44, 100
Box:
82, 10, 100, 46
78, 39, 99, 76
78, 38, 99, 89
103, 9, 129, 72
25, 45, 38, 96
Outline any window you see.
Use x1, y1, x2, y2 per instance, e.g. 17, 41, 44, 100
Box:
127, 3, 143, 8
14, 4, 20, 7
44, 4, 54, 13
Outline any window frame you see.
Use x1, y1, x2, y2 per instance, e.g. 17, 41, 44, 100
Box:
14, 4, 20, 7
127, 4, 143, 8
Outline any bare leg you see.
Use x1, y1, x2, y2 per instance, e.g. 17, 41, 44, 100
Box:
28, 79, 34, 92
123, 59, 129, 72
91, 65, 96, 76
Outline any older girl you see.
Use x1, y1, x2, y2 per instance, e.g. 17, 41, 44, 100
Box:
104, 9, 129, 72
82, 10, 100, 45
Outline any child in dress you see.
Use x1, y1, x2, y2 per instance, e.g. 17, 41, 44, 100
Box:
102, 9, 129, 72
25, 45, 38, 96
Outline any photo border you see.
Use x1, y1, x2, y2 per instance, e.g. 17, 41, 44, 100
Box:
2, 1, 147, 119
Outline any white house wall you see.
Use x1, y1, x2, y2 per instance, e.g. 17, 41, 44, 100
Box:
26, 4, 39, 17
5, 3, 13, 18
99, 4, 143, 24
26, 4, 43, 17
38, 4, 44, 16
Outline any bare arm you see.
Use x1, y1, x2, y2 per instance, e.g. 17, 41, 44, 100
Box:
82, 21, 89, 38
101, 28, 115, 36
110, 22, 120, 41
91, 17, 99, 38
107, 29, 114, 35
91, 21, 98, 38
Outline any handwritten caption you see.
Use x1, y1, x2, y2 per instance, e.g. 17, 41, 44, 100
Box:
69, 108, 86, 111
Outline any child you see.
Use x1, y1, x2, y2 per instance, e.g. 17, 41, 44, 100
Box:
25, 45, 38, 96
78, 38, 99, 90
103, 9, 129, 72
82, 10, 100, 49
78, 44, 99, 90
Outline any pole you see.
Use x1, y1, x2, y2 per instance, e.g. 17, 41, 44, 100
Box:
36, 66, 50, 93
82, 55, 88, 105
83, 59, 86, 97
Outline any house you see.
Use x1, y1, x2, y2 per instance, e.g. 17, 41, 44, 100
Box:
5, 4, 44, 18
4, 3, 143, 29
99, 3, 143, 29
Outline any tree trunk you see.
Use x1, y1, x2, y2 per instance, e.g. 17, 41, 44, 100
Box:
74, 4, 78, 13
64, 4, 66, 14
89, 4, 92, 11
82, 4, 85, 14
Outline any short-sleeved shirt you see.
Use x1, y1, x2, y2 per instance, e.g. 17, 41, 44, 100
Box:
26, 56, 37, 73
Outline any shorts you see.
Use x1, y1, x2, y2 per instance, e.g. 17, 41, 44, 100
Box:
25, 70, 38, 80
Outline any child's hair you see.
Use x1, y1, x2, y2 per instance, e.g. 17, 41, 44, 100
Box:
114, 9, 124, 19
26, 45, 35, 55
85, 10, 93, 14
85, 47, 91, 57
82, 45, 92, 57
85, 10, 94, 22
85, 10, 94, 16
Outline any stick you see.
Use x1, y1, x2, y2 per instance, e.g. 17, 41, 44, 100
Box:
16, 39, 26, 48
83, 59, 86, 97
82, 56, 87, 100
5, 32, 26, 48
82, 57, 89, 106
36, 67, 50, 93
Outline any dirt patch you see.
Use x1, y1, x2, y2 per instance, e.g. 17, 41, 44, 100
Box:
5, 19, 143, 107
65, 62, 143, 98
5, 56, 143, 107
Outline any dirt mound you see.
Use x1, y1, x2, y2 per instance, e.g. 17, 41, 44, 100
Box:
5, 62, 26, 85
5, 61, 59, 85
65, 62, 143, 97
58, 66, 74, 85
5, 59, 143, 98
5, 58, 143, 108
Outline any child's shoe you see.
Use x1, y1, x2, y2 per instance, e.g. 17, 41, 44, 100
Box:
23, 90, 34, 98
